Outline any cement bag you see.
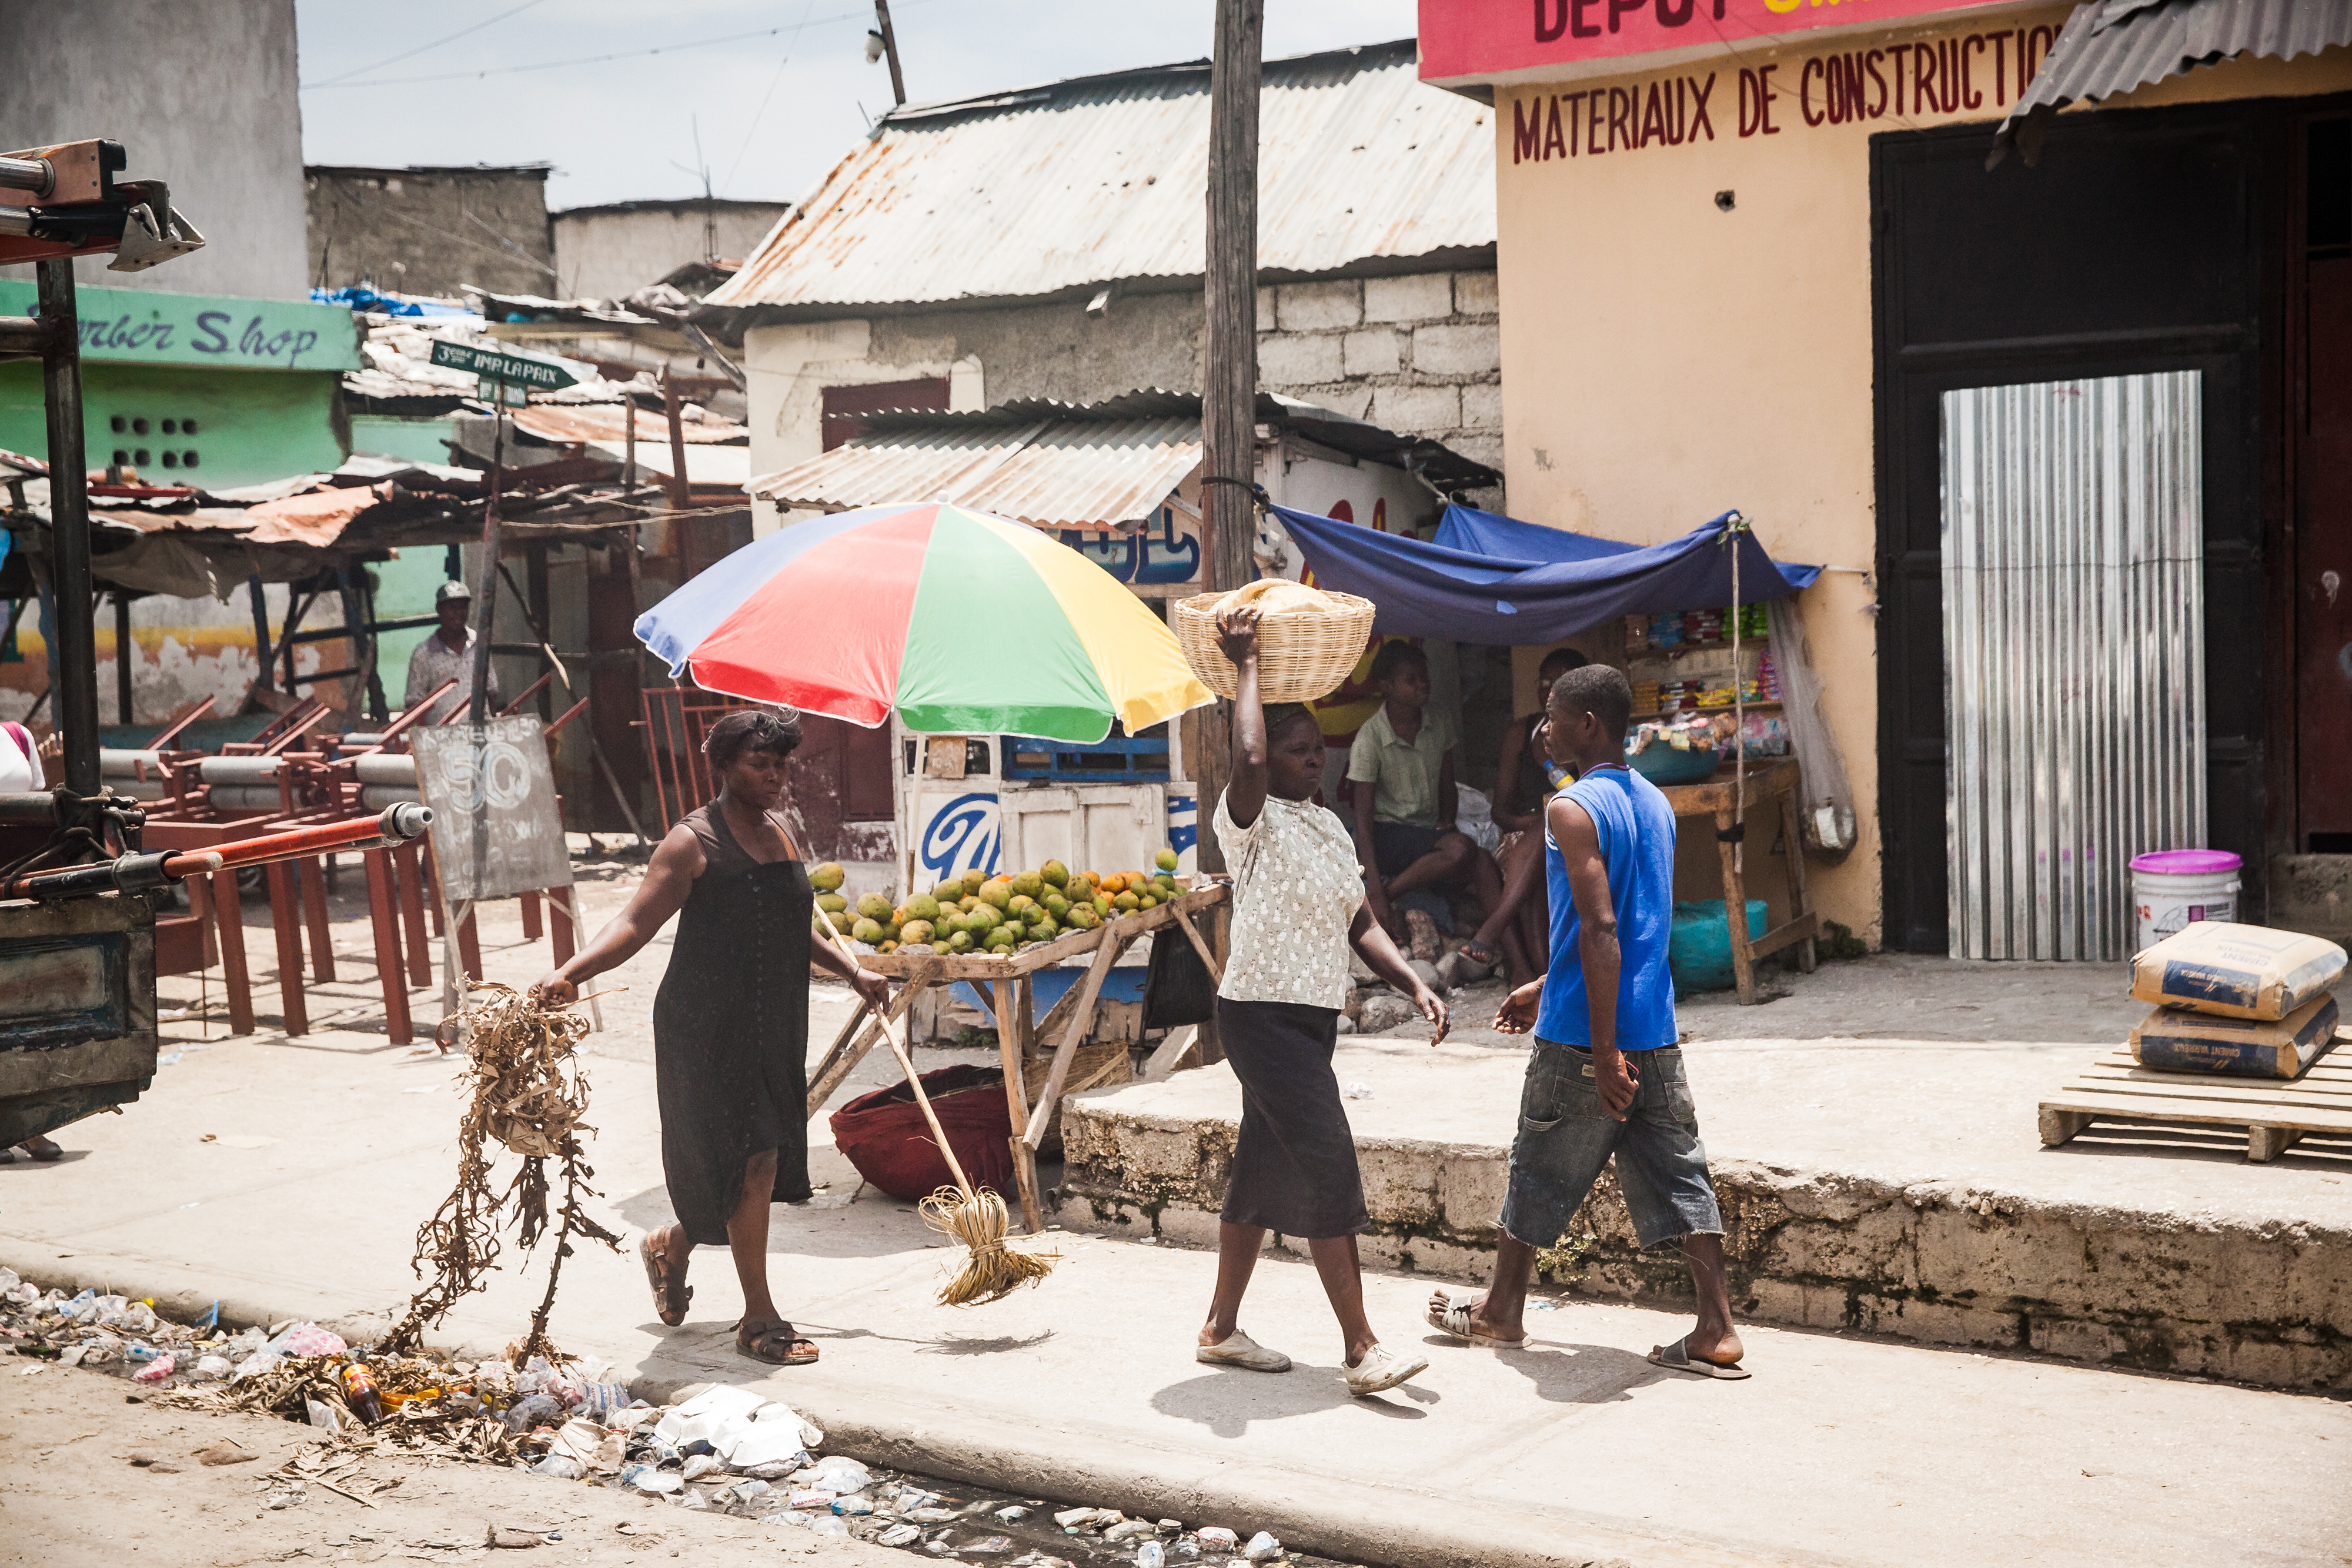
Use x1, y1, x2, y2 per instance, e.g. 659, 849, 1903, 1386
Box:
2130, 994, 2341, 1079
2127, 922, 2346, 1021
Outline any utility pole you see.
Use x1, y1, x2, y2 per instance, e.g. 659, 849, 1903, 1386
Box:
874, 0, 908, 106
1195, 0, 1263, 877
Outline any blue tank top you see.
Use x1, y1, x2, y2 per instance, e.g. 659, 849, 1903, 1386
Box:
1534, 765, 1678, 1049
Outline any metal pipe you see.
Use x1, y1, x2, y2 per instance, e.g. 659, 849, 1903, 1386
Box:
38, 258, 99, 797
162, 803, 430, 876
0, 312, 54, 354
0, 156, 53, 196
0, 208, 34, 238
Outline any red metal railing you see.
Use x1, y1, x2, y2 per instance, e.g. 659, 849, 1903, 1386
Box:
639, 682, 759, 834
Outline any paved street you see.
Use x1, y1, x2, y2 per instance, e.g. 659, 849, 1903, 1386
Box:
6, 878, 2348, 1568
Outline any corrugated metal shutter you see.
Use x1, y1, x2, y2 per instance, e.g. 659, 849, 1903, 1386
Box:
1940, 372, 2205, 961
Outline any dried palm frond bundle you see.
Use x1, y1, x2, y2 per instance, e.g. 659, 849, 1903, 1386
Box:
386, 982, 622, 1361
808, 915, 1057, 1307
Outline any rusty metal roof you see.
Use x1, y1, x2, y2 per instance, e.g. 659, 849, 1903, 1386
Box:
1995, 0, 2352, 161
752, 414, 1201, 531
704, 40, 1495, 316
511, 404, 748, 446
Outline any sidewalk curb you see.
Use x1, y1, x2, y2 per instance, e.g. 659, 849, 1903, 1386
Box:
0, 1235, 1804, 1568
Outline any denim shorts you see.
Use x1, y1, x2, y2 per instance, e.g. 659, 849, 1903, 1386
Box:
1496, 1038, 1723, 1251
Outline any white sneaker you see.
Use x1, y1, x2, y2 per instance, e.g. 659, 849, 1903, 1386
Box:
1343, 1343, 1428, 1395
1195, 1329, 1291, 1372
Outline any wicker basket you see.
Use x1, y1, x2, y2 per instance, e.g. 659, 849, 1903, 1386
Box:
1173, 589, 1377, 702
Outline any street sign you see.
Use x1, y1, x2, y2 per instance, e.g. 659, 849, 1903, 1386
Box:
427, 337, 582, 390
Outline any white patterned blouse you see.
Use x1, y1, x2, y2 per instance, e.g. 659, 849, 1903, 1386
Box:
1212, 787, 1365, 1010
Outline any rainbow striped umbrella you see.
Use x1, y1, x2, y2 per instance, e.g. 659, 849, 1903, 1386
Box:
636, 502, 1213, 741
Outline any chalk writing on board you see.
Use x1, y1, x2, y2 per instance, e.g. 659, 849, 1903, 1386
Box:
410, 716, 573, 904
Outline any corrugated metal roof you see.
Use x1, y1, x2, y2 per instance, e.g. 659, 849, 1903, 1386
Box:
706, 40, 1494, 314
751, 414, 1201, 530
512, 405, 748, 446
1996, 0, 2352, 159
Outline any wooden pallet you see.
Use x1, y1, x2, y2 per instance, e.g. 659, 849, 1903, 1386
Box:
2039, 1033, 2352, 1162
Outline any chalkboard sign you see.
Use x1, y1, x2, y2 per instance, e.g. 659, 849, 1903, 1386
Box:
410, 717, 574, 903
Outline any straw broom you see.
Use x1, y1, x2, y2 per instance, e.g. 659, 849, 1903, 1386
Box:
810, 911, 1057, 1306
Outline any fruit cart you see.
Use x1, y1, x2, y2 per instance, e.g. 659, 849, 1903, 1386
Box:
804, 879, 1231, 1233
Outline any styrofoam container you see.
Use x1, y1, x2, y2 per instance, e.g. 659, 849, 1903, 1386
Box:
2129, 848, 2240, 953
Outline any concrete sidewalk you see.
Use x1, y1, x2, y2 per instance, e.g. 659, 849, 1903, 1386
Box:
7, 904, 2350, 1568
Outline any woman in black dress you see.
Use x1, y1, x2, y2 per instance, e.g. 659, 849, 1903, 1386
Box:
532, 710, 887, 1365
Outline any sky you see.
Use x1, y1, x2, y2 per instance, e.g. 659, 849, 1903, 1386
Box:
295, 1, 1423, 213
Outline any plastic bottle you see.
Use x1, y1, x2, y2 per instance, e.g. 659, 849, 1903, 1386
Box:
340, 1363, 385, 1424
1138, 1543, 1167, 1568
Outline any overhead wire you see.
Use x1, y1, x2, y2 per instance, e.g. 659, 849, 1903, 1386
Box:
303, 0, 552, 88
298, 4, 936, 91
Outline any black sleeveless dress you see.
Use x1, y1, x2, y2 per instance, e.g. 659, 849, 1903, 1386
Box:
653, 803, 814, 1246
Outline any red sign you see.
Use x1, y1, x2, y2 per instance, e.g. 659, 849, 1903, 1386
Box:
1420, 0, 2033, 85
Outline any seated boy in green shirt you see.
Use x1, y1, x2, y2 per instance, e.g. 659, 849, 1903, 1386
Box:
1346, 642, 1505, 950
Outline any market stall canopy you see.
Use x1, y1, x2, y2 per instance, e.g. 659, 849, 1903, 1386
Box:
1992, 0, 2352, 165
635, 500, 1211, 740
751, 389, 1498, 530
1272, 503, 1814, 644
1434, 503, 1822, 588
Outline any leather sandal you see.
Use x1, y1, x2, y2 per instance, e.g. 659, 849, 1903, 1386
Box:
639, 1231, 691, 1326
736, 1319, 819, 1366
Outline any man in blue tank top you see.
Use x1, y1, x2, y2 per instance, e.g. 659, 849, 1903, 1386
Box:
1423, 664, 1748, 1378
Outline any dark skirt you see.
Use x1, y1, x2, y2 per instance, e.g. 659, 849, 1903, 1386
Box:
1217, 997, 1368, 1239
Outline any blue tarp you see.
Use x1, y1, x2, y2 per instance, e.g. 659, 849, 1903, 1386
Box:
1272, 503, 1819, 644
309, 285, 480, 320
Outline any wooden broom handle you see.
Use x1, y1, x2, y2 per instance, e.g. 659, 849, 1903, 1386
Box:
809, 911, 978, 1199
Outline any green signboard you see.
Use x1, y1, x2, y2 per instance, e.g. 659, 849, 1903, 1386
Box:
0, 280, 360, 373
427, 339, 583, 390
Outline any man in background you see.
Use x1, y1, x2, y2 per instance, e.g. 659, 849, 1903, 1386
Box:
405, 580, 497, 725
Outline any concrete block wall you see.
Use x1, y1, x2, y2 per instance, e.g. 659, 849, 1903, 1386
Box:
1255, 270, 1503, 495
1058, 1099, 2352, 1390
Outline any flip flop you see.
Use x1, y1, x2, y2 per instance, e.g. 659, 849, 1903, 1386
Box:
1648, 1335, 1750, 1380
737, 1320, 820, 1366
639, 1231, 691, 1327
1424, 1293, 1528, 1350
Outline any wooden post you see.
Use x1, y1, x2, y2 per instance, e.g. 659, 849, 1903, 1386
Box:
265, 861, 309, 1036
520, 890, 544, 941
299, 857, 336, 982
1779, 784, 1818, 974
393, 841, 433, 987
1715, 806, 1756, 1004
211, 863, 255, 1036
993, 978, 1043, 1233
524, 541, 553, 718
547, 885, 577, 966
363, 847, 412, 1045
874, 0, 908, 106
662, 369, 692, 513
1193, 0, 1264, 875
113, 591, 132, 724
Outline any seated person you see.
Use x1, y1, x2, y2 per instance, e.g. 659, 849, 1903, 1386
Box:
1348, 641, 1503, 945
1466, 646, 1587, 987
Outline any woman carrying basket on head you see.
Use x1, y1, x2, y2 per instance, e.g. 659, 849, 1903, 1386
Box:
530, 709, 888, 1366
1195, 603, 1448, 1397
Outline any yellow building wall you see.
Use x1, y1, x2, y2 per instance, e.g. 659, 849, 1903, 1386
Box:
1492, 11, 2352, 945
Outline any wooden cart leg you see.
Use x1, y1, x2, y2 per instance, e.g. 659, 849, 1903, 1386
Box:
211, 864, 255, 1036
546, 885, 576, 966
457, 904, 484, 982
300, 855, 336, 982
363, 848, 412, 1047
1715, 807, 1758, 1004
264, 860, 309, 1037
1780, 785, 1818, 974
520, 890, 543, 941
1023, 933, 1134, 1149
420, 837, 446, 938
394, 841, 433, 988
993, 978, 1044, 1234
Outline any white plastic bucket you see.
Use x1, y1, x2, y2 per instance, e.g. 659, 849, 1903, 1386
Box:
2129, 849, 2241, 953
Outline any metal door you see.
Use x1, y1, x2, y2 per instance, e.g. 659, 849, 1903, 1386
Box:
1942, 372, 2206, 960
